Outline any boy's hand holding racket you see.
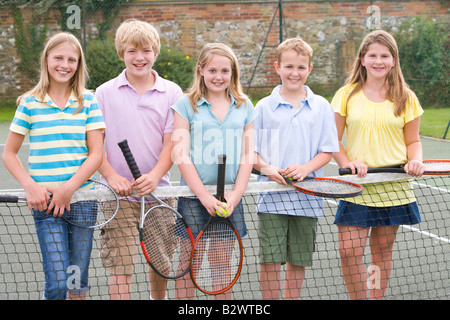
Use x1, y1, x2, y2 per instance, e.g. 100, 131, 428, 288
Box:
132, 171, 159, 197
281, 163, 312, 182
118, 139, 194, 279
104, 173, 133, 197
258, 165, 287, 185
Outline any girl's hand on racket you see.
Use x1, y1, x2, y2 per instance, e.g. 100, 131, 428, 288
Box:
25, 184, 50, 212
404, 160, 425, 177
199, 193, 224, 216
342, 160, 368, 178
222, 191, 242, 218
47, 186, 72, 217
217, 200, 232, 218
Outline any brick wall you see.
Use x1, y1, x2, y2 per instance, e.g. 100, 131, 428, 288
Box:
0, 0, 448, 101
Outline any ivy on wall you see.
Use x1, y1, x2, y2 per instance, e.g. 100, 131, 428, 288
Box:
12, 8, 47, 80
9, 0, 130, 83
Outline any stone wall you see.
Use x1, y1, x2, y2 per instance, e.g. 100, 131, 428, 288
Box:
0, 0, 448, 101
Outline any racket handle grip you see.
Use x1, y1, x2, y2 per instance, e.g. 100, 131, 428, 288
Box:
0, 195, 19, 203
118, 139, 142, 179
339, 166, 405, 175
339, 168, 352, 175
216, 154, 227, 201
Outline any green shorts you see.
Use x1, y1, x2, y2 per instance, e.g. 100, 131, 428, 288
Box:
257, 212, 317, 267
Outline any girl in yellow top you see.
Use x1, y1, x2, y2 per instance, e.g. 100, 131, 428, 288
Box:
331, 30, 425, 300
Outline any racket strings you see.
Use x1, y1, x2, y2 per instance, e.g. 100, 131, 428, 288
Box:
63, 181, 118, 228
423, 161, 450, 173
297, 179, 361, 194
63, 200, 98, 227
141, 206, 192, 278
191, 222, 241, 294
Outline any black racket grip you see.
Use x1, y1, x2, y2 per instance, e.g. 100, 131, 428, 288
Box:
339, 166, 405, 175
0, 195, 20, 203
216, 154, 227, 201
118, 139, 142, 179
218, 154, 227, 166
339, 168, 352, 175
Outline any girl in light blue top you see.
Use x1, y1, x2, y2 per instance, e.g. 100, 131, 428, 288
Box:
172, 43, 256, 299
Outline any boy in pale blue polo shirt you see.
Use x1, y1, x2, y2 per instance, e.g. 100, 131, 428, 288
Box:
253, 38, 339, 300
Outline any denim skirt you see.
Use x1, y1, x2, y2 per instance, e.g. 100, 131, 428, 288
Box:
334, 200, 421, 227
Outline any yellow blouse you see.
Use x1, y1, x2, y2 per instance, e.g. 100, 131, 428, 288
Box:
332, 84, 423, 207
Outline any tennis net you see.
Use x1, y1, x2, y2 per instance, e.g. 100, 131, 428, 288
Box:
0, 172, 448, 300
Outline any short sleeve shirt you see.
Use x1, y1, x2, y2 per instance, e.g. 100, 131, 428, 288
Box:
10, 90, 105, 188
331, 84, 424, 207
171, 95, 257, 186
95, 69, 183, 187
254, 85, 339, 217
332, 83, 423, 168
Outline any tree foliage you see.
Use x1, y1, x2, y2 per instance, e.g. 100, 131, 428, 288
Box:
395, 15, 449, 108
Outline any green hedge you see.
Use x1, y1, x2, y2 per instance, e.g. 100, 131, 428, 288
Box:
395, 15, 449, 108
85, 38, 195, 91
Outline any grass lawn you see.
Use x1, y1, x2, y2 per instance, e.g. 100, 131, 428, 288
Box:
0, 100, 16, 122
0, 99, 449, 140
0, 108, 15, 122
420, 108, 450, 140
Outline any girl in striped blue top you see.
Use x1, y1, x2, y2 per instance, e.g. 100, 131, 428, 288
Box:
2, 32, 105, 300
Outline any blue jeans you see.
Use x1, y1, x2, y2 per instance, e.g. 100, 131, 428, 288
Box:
33, 201, 95, 300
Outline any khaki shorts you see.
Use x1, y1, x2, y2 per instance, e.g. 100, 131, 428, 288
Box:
100, 198, 176, 275
258, 213, 317, 267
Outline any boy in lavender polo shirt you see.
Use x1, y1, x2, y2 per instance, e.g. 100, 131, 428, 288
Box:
95, 19, 182, 300
253, 38, 338, 300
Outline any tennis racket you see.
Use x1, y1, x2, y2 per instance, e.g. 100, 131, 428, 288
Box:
118, 139, 194, 279
190, 154, 244, 295
338, 160, 450, 176
251, 168, 363, 198
0, 179, 119, 228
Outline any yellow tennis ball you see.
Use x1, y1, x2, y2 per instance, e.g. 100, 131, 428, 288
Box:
215, 202, 229, 217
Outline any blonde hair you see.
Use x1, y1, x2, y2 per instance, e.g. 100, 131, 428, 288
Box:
115, 19, 161, 59
18, 32, 88, 113
187, 42, 247, 112
346, 30, 412, 117
277, 38, 313, 67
